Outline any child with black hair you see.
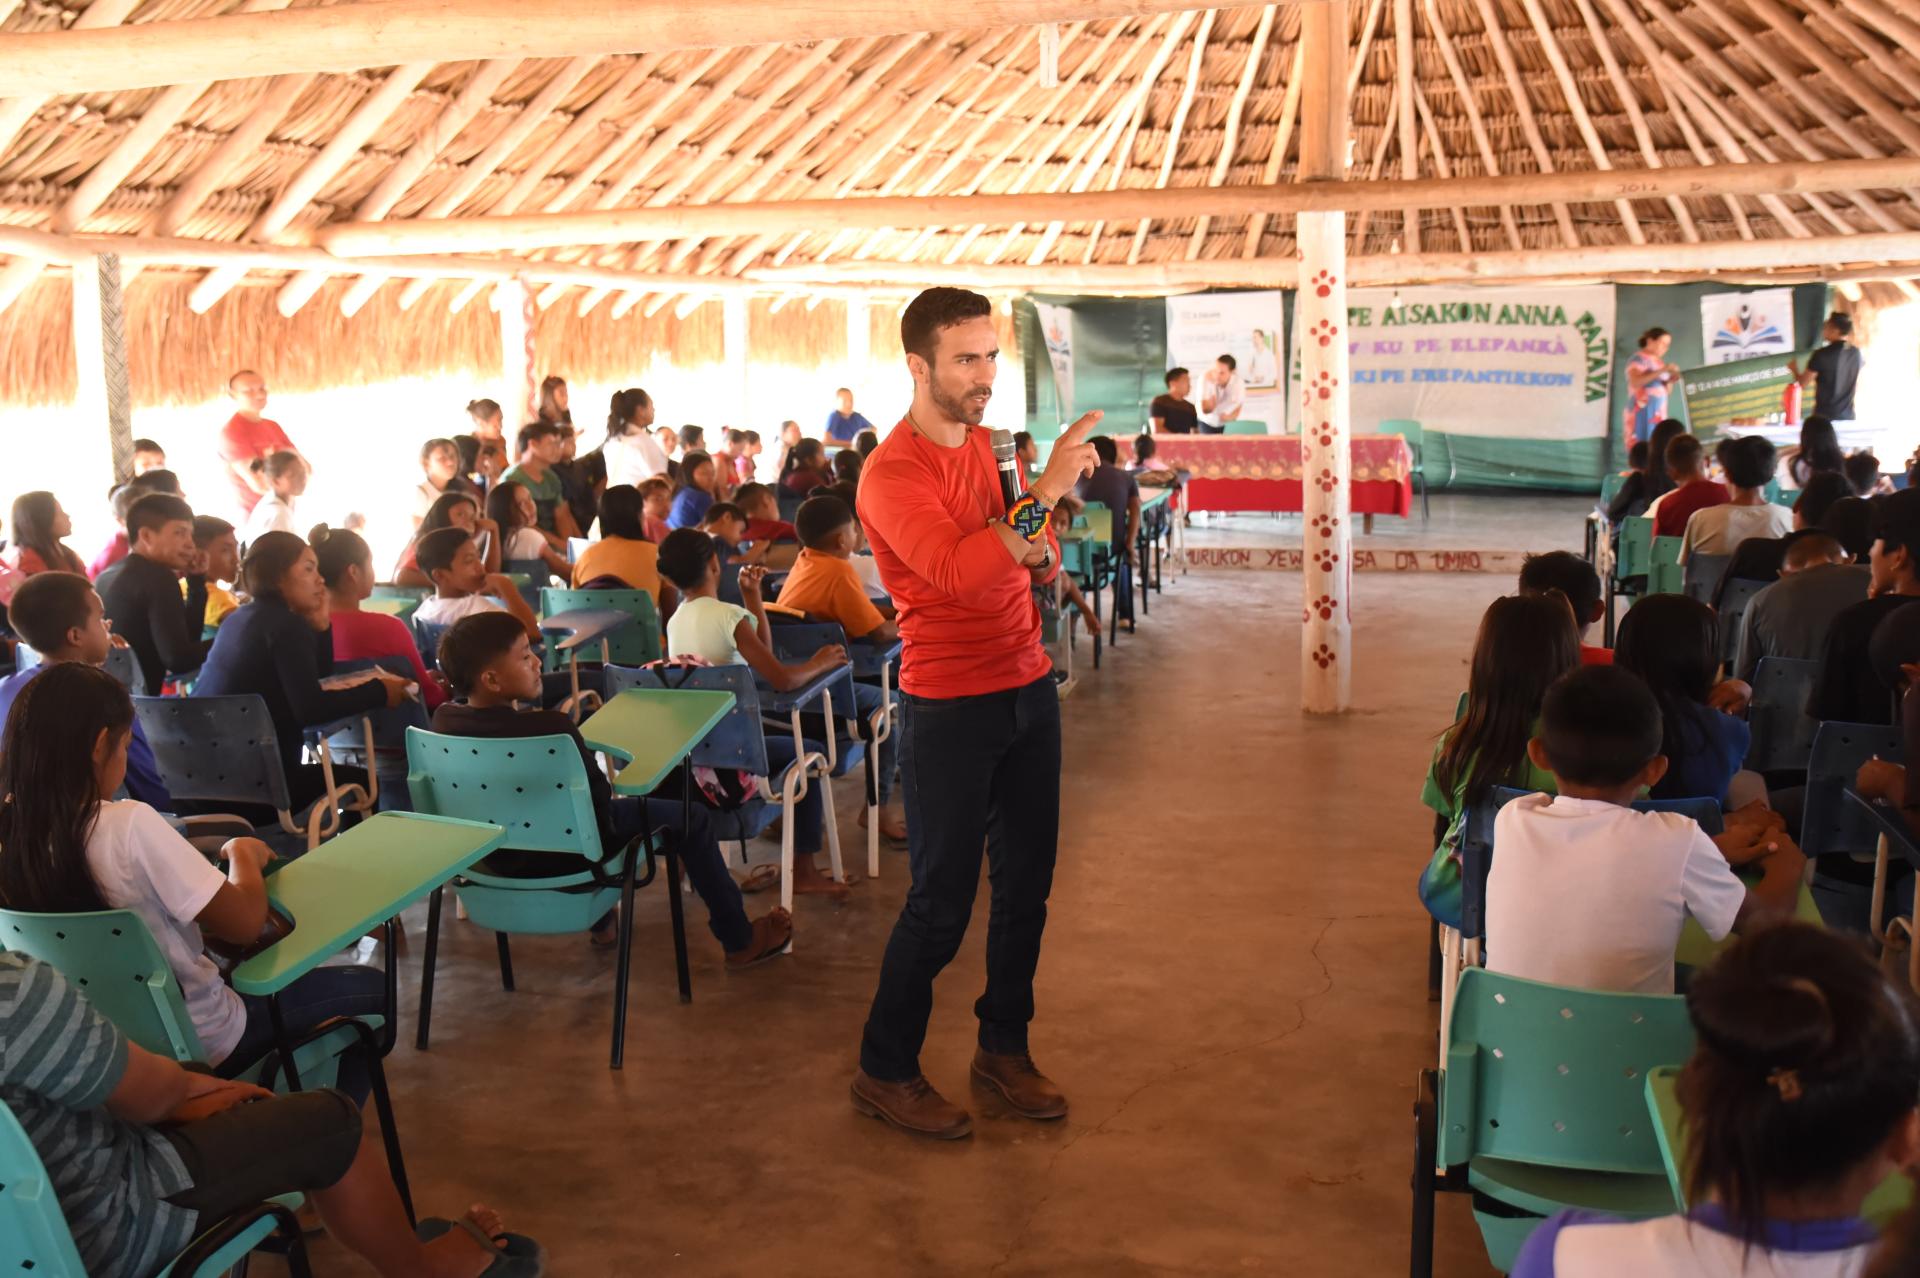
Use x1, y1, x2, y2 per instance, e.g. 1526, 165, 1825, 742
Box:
668, 451, 718, 530
431, 610, 792, 964
638, 476, 674, 543
1652, 433, 1727, 539
1846, 451, 1889, 498
239, 450, 307, 545
316, 524, 445, 709
1614, 594, 1753, 804
1514, 923, 1917, 1277
656, 527, 850, 899
570, 483, 669, 607
1604, 439, 1653, 524
778, 496, 905, 841
1812, 488, 1920, 725
701, 500, 767, 568
394, 490, 499, 588
734, 482, 799, 549
1517, 551, 1610, 665
486, 479, 569, 579
411, 526, 540, 639
1486, 665, 1801, 993
192, 515, 241, 629
95, 492, 212, 695
1682, 435, 1791, 559
834, 448, 864, 488
130, 436, 167, 476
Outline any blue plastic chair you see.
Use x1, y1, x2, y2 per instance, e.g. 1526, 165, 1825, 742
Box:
134, 694, 373, 852
1800, 721, 1904, 860
538, 587, 662, 667
603, 663, 835, 920
767, 619, 895, 877
404, 727, 664, 1069
412, 617, 452, 670
0, 1098, 310, 1277
1411, 969, 1692, 1276
14, 640, 146, 693
499, 558, 548, 612
1680, 553, 1729, 607
1744, 657, 1822, 772
1647, 536, 1685, 597
1717, 577, 1771, 666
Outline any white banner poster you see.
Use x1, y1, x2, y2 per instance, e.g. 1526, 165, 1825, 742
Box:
1032, 301, 1076, 419
1288, 284, 1615, 440
1165, 291, 1287, 432
1700, 288, 1796, 364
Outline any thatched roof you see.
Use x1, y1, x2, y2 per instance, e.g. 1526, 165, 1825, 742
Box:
4, 0, 1920, 313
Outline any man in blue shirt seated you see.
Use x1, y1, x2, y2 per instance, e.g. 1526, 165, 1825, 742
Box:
825, 387, 873, 446
0, 571, 173, 808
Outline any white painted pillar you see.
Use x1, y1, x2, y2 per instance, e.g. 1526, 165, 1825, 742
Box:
70, 253, 133, 485
496, 275, 536, 427
1298, 0, 1352, 714
723, 293, 750, 425
846, 297, 870, 394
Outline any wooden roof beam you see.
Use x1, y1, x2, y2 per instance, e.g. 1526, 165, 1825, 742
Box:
1239, 38, 1306, 259
1186, 5, 1277, 259
1564, 0, 1697, 242
156, 71, 316, 236
1127, 8, 1215, 265
494, 53, 674, 215
1391, 0, 1418, 253
1516, 0, 1641, 243
1736, 0, 1920, 154
1410, 80, 1472, 251
1421, 0, 1522, 250
1465, 0, 1577, 248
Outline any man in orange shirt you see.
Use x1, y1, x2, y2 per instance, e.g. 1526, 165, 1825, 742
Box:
849, 287, 1099, 1141
779, 494, 905, 841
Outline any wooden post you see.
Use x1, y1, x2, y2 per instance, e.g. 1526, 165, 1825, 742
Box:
496, 277, 536, 429
1298, 0, 1352, 714
70, 254, 133, 485
723, 294, 750, 426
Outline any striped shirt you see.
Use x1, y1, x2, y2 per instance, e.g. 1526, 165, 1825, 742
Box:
0, 952, 195, 1276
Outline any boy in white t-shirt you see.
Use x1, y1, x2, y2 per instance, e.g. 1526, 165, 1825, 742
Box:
410, 526, 540, 638
1486, 665, 1803, 994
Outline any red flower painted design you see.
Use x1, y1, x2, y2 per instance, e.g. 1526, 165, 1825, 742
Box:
1312, 370, 1340, 401
1311, 269, 1337, 298
1311, 513, 1340, 539
1316, 468, 1338, 493
1310, 318, 1339, 347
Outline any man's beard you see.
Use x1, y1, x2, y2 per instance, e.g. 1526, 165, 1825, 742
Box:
931, 381, 992, 425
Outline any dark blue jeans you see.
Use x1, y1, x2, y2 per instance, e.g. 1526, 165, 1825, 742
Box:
859, 674, 1061, 1081
223, 964, 386, 1102
607, 795, 754, 953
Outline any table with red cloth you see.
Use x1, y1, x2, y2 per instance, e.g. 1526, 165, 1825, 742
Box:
1114, 433, 1414, 517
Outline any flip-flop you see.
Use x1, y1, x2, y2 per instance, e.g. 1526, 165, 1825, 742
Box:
415, 1216, 547, 1278
738, 864, 781, 894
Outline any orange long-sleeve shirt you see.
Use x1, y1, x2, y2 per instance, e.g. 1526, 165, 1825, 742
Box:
857, 419, 1058, 698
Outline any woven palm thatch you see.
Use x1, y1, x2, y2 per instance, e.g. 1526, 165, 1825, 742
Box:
1, 0, 1918, 403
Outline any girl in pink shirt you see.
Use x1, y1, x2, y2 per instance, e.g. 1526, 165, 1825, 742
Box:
313, 525, 445, 708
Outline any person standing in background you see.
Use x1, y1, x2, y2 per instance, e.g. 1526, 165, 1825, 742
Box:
1789, 312, 1865, 424
826, 388, 874, 446
1199, 354, 1243, 432
218, 370, 302, 519
537, 375, 572, 427
1623, 328, 1682, 448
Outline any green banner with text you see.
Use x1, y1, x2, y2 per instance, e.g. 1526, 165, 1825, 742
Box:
1678, 352, 1794, 439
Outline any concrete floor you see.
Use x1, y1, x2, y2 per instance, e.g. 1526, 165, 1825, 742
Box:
296, 494, 1582, 1277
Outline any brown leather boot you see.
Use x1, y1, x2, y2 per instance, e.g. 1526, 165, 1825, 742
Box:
850, 1070, 973, 1139
970, 1050, 1069, 1120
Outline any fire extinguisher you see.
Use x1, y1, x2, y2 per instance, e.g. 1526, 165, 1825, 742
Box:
1783, 378, 1801, 427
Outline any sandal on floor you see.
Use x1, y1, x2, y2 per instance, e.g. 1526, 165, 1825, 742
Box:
415, 1217, 547, 1278
738, 864, 781, 894
726, 908, 793, 969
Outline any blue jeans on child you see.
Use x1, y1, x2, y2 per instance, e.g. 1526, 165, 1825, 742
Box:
605, 795, 755, 953
222, 964, 387, 1103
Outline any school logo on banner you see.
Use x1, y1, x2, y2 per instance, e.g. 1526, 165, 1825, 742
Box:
1700, 288, 1795, 364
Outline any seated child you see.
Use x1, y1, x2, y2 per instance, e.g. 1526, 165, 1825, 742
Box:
1614, 593, 1752, 804
667, 451, 717, 530
130, 435, 167, 475
639, 475, 674, 543
191, 515, 241, 629
1517, 550, 1610, 665
0, 950, 541, 1278
394, 491, 498, 588
431, 611, 791, 964
1514, 923, 1915, 1277
1485, 664, 1801, 994
0, 662, 386, 1100
702, 500, 768, 569
735, 482, 799, 547
412, 526, 540, 639
657, 527, 850, 899
0, 570, 173, 808
776, 495, 905, 841
239, 450, 307, 545
571, 483, 671, 610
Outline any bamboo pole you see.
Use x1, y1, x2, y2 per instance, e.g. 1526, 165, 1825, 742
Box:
1420, 0, 1521, 250
1240, 39, 1306, 258
0, 0, 1214, 97
1128, 8, 1216, 264
309, 155, 1920, 257
1515, 0, 1641, 243
1464, 0, 1577, 247
1564, 0, 1697, 241
1187, 5, 1276, 259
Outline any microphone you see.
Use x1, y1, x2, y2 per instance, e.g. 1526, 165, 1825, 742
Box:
990, 428, 1024, 511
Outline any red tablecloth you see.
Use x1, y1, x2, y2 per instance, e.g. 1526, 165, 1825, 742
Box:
1115, 434, 1414, 517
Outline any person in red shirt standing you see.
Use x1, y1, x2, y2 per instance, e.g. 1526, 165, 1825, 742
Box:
218, 369, 303, 519
850, 287, 1100, 1140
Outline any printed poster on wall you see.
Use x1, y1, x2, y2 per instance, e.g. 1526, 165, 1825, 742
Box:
1165, 291, 1287, 432
1287, 285, 1614, 440
1699, 288, 1796, 364
1032, 301, 1076, 419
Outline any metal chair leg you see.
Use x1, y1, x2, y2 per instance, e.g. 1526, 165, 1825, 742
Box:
1426, 915, 1441, 1003
661, 831, 692, 1004
416, 887, 442, 1050
495, 932, 514, 992
363, 1048, 416, 1226
610, 834, 641, 1069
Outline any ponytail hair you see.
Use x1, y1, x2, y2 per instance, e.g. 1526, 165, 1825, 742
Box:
309, 523, 371, 587
1679, 923, 1920, 1243
606, 387, 652, 442
0, 663, 131, 916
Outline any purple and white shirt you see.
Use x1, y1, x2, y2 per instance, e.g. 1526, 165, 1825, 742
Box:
1513, 1205, 1879, 1278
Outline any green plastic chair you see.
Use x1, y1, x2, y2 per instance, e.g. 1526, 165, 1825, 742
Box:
538, 587, 662, 669
1410, 968, 1692, 1276
404, 727, 664, 1069
0, 1099, 311, 1277
1598, 471, 1626, 509
1074, 503, 1119, 665
1221, 420, 1267, 436
1646, 535, 1686, 597
1381, 418, 1433, 520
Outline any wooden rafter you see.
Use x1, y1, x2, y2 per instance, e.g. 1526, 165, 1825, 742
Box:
1392, 0, 1418, 253
1735, 0, 1920, 154
1516, 0, 1641, 243
1465, 0, 1577, 247
1239, 39, 1305, 258
1186, 4, 1276, 259
538, 51, 728, 213
1411, 80, 1471, 251
1421, 0, 1521, 250
1348, 89, 1400, 249
1127, 8, 1215, 264
1799, 0, 1920, 106
1564, 0, 1697, 241
589, 45, 784, 212
156, 72, 317, 236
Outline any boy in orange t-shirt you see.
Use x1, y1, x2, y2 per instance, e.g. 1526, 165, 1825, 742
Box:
779, 494, 904, 840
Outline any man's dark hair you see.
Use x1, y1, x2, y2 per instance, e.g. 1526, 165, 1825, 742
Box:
702, 501, 744, 527
515, 420, 561, 455
1538, 665, 1664, 786
227, 368, 258, 390
1828, 311, 1854, 338
795, 494, 855, 549
192, 515, 234, 547
436, 610, 529, 696
1164, 367, 1189, 388
1216, 354, 1237, 371
1628, 440, 1649, 471
679, 424, 705, 451
824, 479, 860, 511
1518, 551, 1601, 624
657, 527, 719, 589
126, 493, 193, 543
1844, 452, 1881, 497
1013, 431, 1033, 453
733, 482, 773, 513
1872, 489, 1920, 573
128, 468, 181, 497
1090, 436, 1118, 466
900, 287, 992, 362
9, 571, 96, 653
131, 437, 164, 455
416, 526, 472, 577
1794, 471, 1853, 527
1723, 435, 1777, 491
600, 485, 646, 540
1664, 432, 1703, 474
